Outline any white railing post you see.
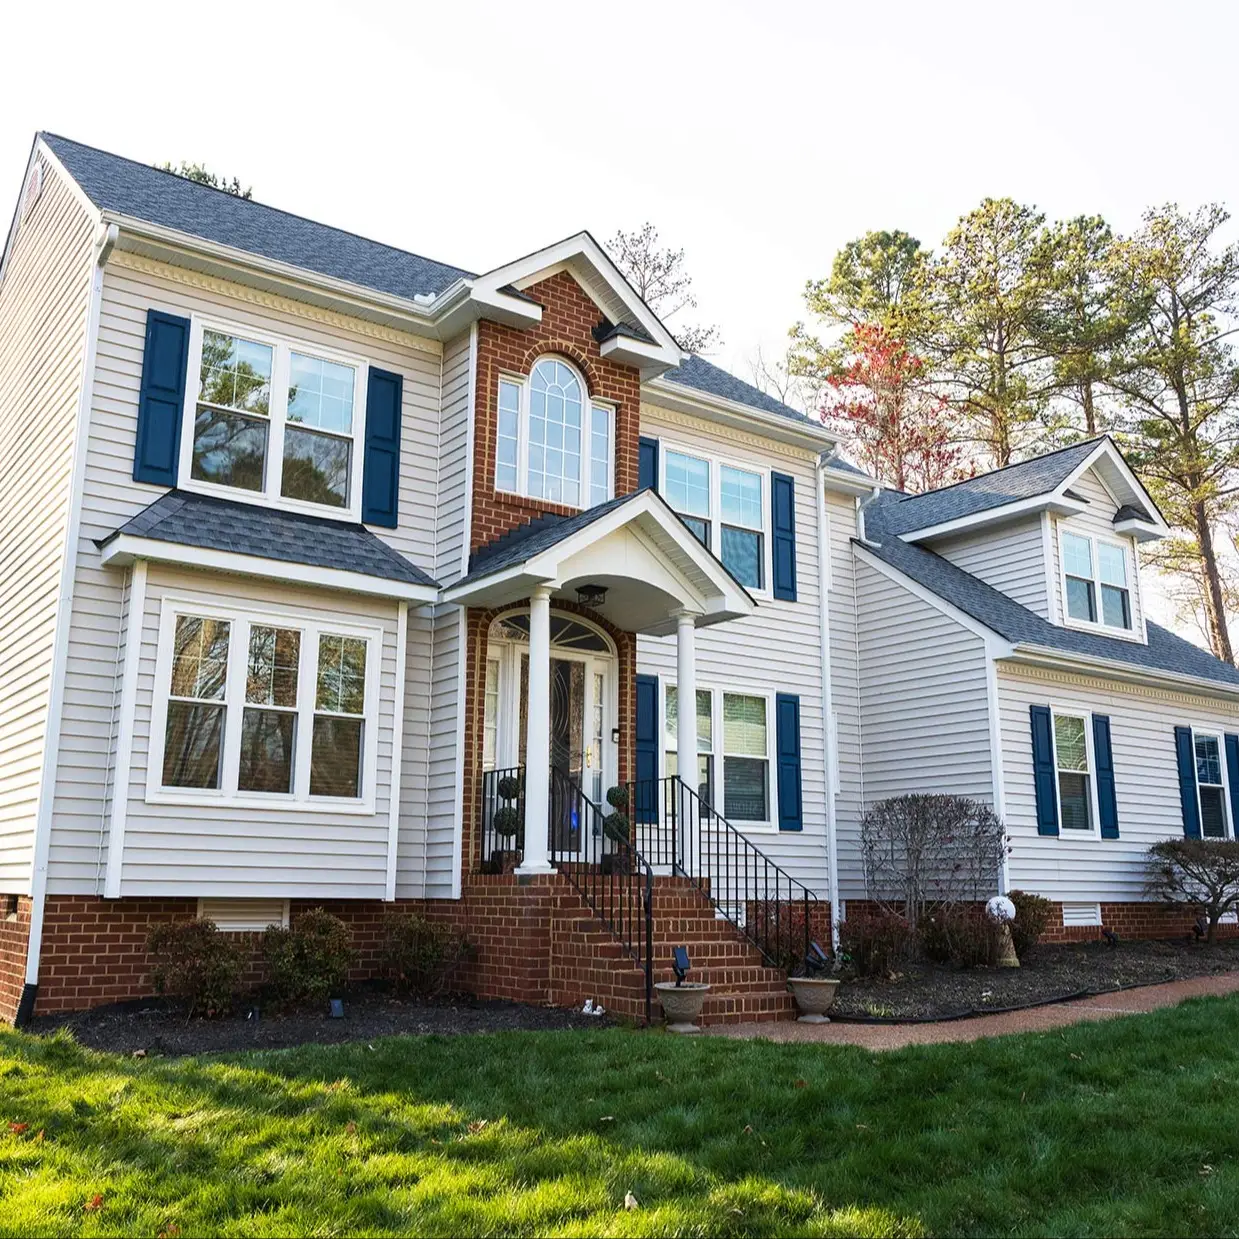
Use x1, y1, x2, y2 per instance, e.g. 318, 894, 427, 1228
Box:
517, 586, 554, 874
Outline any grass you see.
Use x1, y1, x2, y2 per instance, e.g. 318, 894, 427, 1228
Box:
4, 997, 1239, 1238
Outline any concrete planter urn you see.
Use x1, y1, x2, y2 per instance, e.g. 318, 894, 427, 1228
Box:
787, 976, 840, 1023
655, 981, 711, 1033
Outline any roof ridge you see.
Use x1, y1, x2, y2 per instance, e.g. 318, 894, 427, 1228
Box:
39, 132, 475, 282
893, 435, 1108, 506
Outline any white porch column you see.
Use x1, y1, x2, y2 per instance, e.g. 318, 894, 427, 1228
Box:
675, 610, 699, 876
517, 586, 554, 874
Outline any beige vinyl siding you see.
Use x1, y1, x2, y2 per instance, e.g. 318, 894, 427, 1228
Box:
47, 256, 442, 896
856, 560, 993, 810
999, 663, 1239, 902
933, 517, 1051, 617
0, 158, 95, 889
1049, 466, 1146, 640
411, 329, 474, 898
634, 405, 834, 894
115, 565, 400, 899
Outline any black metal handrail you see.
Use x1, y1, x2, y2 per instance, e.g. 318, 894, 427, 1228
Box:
480, 765, 526, 872
549, 767, 654, 1023
639, 775, 818, 971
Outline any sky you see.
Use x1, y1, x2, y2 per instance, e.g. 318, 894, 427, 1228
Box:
3, 0, 1237, 638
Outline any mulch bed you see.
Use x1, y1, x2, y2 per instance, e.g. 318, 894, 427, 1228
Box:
833, 936, 1239, 1021
29, 988, 613, 1057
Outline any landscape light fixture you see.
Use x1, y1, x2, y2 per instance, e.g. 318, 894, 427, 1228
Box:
329, 998, 345, 1019
672, 946, 691, 986
575, 583, 608, 608
804, 941, 830, 975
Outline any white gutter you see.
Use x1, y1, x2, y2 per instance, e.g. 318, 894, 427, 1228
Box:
816, 452, 840, 954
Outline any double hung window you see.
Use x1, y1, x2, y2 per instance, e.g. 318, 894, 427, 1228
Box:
1194, 733, 1230, 839
185, 322, 366, 516
1061, 530, 1133, 632
664, 685, 714, 803
1053, 712, 1093, 831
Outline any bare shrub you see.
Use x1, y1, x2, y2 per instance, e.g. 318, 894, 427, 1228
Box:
838, 908, 915, 978
861, 794, 1008, 926
1145, 839, 1239, 943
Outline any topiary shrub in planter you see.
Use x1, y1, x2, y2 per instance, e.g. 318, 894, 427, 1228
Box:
380, 909, 472, 997
147, 919, 245, 1018
1009, 889, 1055, 958
262, 907, 354, 1006
838, 908, 914, 978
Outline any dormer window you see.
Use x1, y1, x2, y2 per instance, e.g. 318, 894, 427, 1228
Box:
494, 357, 614, 510
1061, 530, 1132, 632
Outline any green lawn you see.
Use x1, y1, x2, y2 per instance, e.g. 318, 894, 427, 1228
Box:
3, 996, 1239, 1238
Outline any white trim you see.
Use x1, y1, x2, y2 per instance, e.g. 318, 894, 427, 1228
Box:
385, 601, 409, 900
660, 438, 773, 599
26, 243, 106, 987
1190, 727, 1234, 840
816, 455, 841, 952
145, 593, 384, 815
899, 492, 1089, 544
1040, 512, 1061, 624
1058, 526, 1140, 641
1007, 644, 1239, 703
99, 536, 437, 603
103, 561, 147, 899
852, 543, 1014, 656
177, 314, 369, 522
985, 651, 1010, 892
1049, 705, 1100, 837
1059, 438, 1170, 535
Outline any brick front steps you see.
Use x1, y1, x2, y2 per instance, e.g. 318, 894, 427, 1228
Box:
550, 875, 796, 1026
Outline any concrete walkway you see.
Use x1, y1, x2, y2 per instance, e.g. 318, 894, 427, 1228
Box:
705, 971, 1239, 1050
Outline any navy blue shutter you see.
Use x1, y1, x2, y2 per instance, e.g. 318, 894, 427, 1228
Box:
775, 693, 803, 831
1092, 715, 1119, 839
133, 309, 190, 486
771, 472, 797, 602
1175, 725, 1201, 839
361, 367, 403, 527
1226, 735, 1239, 831
1030, 705, 1059, 836
638, 436, 659, 492
634, 674, 659, 824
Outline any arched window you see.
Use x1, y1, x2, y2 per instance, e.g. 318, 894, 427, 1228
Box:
495, 357, 614, 510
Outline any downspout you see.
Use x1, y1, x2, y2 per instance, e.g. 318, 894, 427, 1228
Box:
815, 452, 840, 954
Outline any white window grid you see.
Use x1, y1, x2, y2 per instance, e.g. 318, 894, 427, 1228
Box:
1058, 526, 1135, 636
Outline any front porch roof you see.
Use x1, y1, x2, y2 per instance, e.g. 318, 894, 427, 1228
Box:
97, 490, 440, 603
445, 489, 757, 635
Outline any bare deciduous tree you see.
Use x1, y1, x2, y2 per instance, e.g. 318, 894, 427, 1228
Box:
1145, 838, 1239, 943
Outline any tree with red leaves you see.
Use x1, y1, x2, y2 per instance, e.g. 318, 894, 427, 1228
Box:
821, 324, 967, 494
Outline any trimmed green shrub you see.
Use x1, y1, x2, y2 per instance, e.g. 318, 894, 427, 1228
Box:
606, 785, 630, 811
839, 909, 914, 978
1009, 889, 1055, 957
262, 907, 353, 1005
496, 774, 522, 802
380, 909, 472, 996
492, 806, 522, 839
147, 919, 245, 1017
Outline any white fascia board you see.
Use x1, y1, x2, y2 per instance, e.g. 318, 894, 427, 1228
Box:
100, 535, 438, 604
473, 231, 683, 357
105, 215, 446, 339
1006, 643, 1239, 702
1059, 437, 1170, 534
900, 493, 1089, 544
644, 377, 837, 452
599, 331, 683, 379
820, 464, 878, 497
852, 543, 1014, 656
1113, 517, 1165, 543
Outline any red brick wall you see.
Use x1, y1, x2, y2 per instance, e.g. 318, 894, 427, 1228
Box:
469, 270, 641, 554
0, 896, 32, 1024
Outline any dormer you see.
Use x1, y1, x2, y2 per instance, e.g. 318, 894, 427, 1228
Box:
872, 438, 1169, 643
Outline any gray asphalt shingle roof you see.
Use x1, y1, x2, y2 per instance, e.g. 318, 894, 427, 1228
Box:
41, 133, 472, 302
99, 491, 438, 590
660, 355, 816, 426
863, 490, 1239, 689
874, 438, 1105, 536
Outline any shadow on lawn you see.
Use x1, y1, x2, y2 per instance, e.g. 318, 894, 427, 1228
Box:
0, 1028, 923, 1238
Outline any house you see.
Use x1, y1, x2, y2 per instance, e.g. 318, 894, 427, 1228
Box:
0, 134, 1235, 1027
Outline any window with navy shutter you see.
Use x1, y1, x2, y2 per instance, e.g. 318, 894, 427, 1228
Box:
775, 693, 802, 831
634, 674, 658, 824
133, 310, 191, 486
771, 471, 797, 601
1174, 725, 1202, 839
361, 367, 402, 527
638, 436, 659, 492
1226, 735, 1239, 834
1092, 715, 1119, 839
1029, 705, 1059, 836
